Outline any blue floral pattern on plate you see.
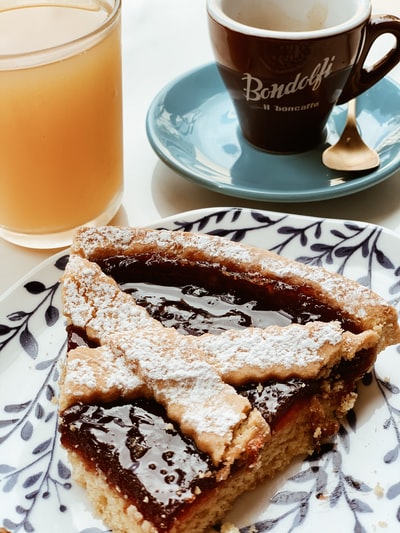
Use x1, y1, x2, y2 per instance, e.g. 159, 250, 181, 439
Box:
1, 207, 399, 533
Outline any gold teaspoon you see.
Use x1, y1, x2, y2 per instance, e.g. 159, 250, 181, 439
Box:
322, 98, 380, 172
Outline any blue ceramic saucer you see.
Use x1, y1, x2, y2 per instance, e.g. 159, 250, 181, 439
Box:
146, 63, 400, 203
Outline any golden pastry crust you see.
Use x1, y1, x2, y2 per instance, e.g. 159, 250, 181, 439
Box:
70, 226, 400, 351
195, 322, 379, 383
59, 344, 147, 411
61, 255, 380, 382
59, 319, 377, 412
62, 254, 160, 343
60, 227, 400, 468
58, 317, 376, 456
60, 254, 380, 462
58, 225, 400, 533
108, 328, 269, 468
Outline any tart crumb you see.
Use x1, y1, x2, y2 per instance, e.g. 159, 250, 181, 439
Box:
220, 524, 240, 533
374, 482, 385, 498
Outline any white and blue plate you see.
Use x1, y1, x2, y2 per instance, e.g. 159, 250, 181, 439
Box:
146, 64, 400, 202
1, 207, 400, 532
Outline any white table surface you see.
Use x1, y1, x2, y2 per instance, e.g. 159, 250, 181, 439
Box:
1, 0, 400, 295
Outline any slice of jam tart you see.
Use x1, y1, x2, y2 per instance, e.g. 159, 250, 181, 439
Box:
58, 226, 400, 533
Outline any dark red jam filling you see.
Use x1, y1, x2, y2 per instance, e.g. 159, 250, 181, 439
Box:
60, 254, 375, 529
61, 399, 217, 531
96, 255, 362, 335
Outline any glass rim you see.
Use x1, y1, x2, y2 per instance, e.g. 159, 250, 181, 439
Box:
0, 0, 121, 67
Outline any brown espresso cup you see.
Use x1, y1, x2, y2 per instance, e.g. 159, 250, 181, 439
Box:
207, 0, 400, 153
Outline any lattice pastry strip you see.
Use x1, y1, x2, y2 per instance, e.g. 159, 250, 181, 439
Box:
71, 226, 400, 350
59, 344, 148, 410
196, 324, 378, 383
60, 238, 396, 471
62, 254, 162, 343
59, 318, 377, 406
59, 319, 375, 468
58, 226, 400, 533
108, 328, 269, 467
61, 256, 378, 382
60, 328, 270, 468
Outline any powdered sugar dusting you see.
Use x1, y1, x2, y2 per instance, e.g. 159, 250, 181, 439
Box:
109, 329, 250, 464
197, 322, 345, 380
62, 255, 379, 392
259, 256, 377, 318
62, 255, 160, 343
71, 226, 134, 256
60, 345, 145, 411
61, 225, 398, 464
73, 226, 388, 324
65, 357, 97, 391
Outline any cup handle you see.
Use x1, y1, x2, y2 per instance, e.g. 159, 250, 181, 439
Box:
337, 15, 400, 104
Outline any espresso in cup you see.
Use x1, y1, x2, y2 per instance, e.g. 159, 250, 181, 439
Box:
207, 0, 400, 153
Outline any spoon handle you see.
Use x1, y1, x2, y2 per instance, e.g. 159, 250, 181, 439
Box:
346, 98, 357, 129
